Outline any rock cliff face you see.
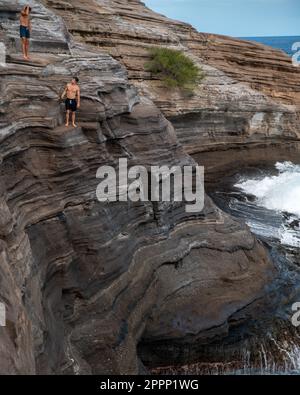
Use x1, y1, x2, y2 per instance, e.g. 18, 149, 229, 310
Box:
42, 0, 300, 182
0, 0, 295, 374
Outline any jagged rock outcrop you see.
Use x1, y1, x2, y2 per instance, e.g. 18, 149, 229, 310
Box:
0, 0, 287, 374
42, 0, 300, 182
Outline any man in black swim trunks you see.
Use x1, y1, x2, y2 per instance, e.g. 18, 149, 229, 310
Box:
20, 5, 31, 60
61, 77, 81, 128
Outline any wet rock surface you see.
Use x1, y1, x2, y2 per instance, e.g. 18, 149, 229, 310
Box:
0, 0, 296, 374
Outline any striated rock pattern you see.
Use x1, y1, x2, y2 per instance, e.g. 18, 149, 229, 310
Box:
42, 0, 300, 179
0, 0, 286, 374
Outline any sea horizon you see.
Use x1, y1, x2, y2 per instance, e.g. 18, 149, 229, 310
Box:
239, 35, 300, 56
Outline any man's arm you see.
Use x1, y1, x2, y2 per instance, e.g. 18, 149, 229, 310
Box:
77, 87, 80, 108
21, 6, 30, 16
61, 85, 68, 99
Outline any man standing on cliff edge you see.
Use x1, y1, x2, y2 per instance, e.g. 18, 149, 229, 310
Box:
20, 5, 31, 60
61, 77, 81, 128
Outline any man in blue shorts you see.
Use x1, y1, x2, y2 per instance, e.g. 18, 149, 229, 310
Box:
20, 5, 31, 60
61, 77, 81, 128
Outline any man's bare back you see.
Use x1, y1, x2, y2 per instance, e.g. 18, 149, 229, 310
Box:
20, 11, 30, 27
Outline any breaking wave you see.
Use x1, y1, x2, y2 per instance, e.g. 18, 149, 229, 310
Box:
235, 162, 300, 248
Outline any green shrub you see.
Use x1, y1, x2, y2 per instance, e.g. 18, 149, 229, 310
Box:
145, 47, 205, 91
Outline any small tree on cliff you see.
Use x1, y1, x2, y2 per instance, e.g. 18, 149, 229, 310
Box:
145, 47, 205, 92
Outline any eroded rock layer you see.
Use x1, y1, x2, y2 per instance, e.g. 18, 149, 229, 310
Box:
42, 0, 300, 175
0, 0, 290, 374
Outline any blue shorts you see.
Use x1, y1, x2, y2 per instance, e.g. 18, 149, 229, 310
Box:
65, 99, 77, 112
20, 26, 30, 39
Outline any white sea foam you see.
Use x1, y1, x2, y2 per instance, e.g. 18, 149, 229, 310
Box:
235, 162, 300, 248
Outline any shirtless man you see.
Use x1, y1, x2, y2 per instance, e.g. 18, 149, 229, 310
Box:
20, 5, 31, 60
61, 77, 81, 127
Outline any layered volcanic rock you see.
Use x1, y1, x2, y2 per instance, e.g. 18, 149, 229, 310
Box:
0, 0, 280, 374
42, 0, 300, 181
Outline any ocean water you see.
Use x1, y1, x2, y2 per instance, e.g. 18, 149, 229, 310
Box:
209, 161, 300, 375
236, 162, 300, 248
240, 36, 300, 56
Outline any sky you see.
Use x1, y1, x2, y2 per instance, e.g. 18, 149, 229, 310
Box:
144, 0, 300, 37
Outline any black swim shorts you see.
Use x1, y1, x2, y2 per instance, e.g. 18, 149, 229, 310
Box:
65, 98, 77, 112
20, 25, 30, 39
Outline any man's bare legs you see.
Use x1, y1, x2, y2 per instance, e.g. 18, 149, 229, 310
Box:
65, 110, 70, 127
21, 38, 27, 60
72, 112, 77, 128
65, 111, 77, 127
25, 38, 30, 60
